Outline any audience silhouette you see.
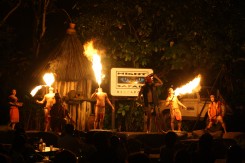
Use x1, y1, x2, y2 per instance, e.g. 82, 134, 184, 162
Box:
159, 131, 178, 163
192, 132, 216, 163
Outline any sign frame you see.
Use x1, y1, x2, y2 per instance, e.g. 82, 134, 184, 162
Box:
110, 68, 153, 96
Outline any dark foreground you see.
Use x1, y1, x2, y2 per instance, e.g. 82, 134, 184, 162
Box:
1, 124, 245, 163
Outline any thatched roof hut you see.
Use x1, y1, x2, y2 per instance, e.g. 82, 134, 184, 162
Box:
34, 23, 94, 131
49, 23, 93, 81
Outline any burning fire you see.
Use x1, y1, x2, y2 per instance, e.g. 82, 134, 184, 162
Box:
30, 85, 43, 97
174, 74, 201, 96
30, 73, 55, 97
92, 54, 102, 86
83, 41, 103, 87
43, 73, 55, 87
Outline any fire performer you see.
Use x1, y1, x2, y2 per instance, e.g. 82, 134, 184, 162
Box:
165, 88, 187, 131
138, 73, 163, 133
8, 89, 23, 130
36, 87, 56, 132
91, 87, 115, 129
206, 95, 227, 133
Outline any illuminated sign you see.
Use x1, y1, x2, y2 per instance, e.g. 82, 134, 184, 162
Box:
110, 68, 153, 96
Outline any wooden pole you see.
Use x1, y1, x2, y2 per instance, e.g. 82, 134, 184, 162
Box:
112, 97, 116, 130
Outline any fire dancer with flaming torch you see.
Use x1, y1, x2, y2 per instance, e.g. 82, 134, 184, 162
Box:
35, 73, 56, 132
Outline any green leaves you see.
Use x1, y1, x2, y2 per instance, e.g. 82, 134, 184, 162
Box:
117, 103, 130, 116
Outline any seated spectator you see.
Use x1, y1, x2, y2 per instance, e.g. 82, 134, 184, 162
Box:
9, 123, 36, 163
126, 138, 143, 155
88, 132, 113, 163
127, 152, 151, 163
10, 134, 36, 163
57, 124, 85, 156
174, 148, 191, 163
53, 149, 77, 163
160, 131, 178, 163
192, 132, 216, 163
110, 135, 128, 163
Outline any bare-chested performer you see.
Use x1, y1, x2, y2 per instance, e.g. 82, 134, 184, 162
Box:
165, 88, 187, 131
36, 87, 56, 132
91, 87, 115, 129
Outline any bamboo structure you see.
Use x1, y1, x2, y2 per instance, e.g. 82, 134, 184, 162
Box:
35, 23, 94, 131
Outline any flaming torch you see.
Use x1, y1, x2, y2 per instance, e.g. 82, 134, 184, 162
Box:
30, 73, 55, 97
43, 73, 55, 87
30, 85, 43, 97
174, 74, 201, 96
83, 41, 103, 88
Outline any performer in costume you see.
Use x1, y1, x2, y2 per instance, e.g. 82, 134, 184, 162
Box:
206, 95, 227, 133
165, 88, 187, 131
9, 89, 23, 130
138, 73, 163, 132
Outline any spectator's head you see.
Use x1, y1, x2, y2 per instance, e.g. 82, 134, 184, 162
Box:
110, 135, 120, 147
12, 134, 26, 150
14, 122, 25, 133
165, 131, 177, 147
127, 153, 150, 163
127, 138, 143, 154
174, 149, 191, 163
93, 132, 110, 150
55, 93, 62, 102
199, 132, 213, 151
53, 149, 77, 163
63, 124, 74, 135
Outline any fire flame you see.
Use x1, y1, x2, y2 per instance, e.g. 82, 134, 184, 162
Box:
83, 41, 103, 87
92, 54, 102, 86
30, 85, 43, 97
43, 73, 55, 86
30, 73, 55, 97
174, 74, 201, 96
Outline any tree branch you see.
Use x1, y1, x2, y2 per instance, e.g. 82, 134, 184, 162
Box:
0, 0, 22, 27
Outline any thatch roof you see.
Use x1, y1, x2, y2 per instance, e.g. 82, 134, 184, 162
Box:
46, 23, 93, 81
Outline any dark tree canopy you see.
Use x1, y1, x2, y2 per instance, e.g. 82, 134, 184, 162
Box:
0, 0, 244, 107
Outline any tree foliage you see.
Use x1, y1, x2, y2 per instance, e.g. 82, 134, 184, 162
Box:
0, 0, 244, 105
71, 0, 244, 101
